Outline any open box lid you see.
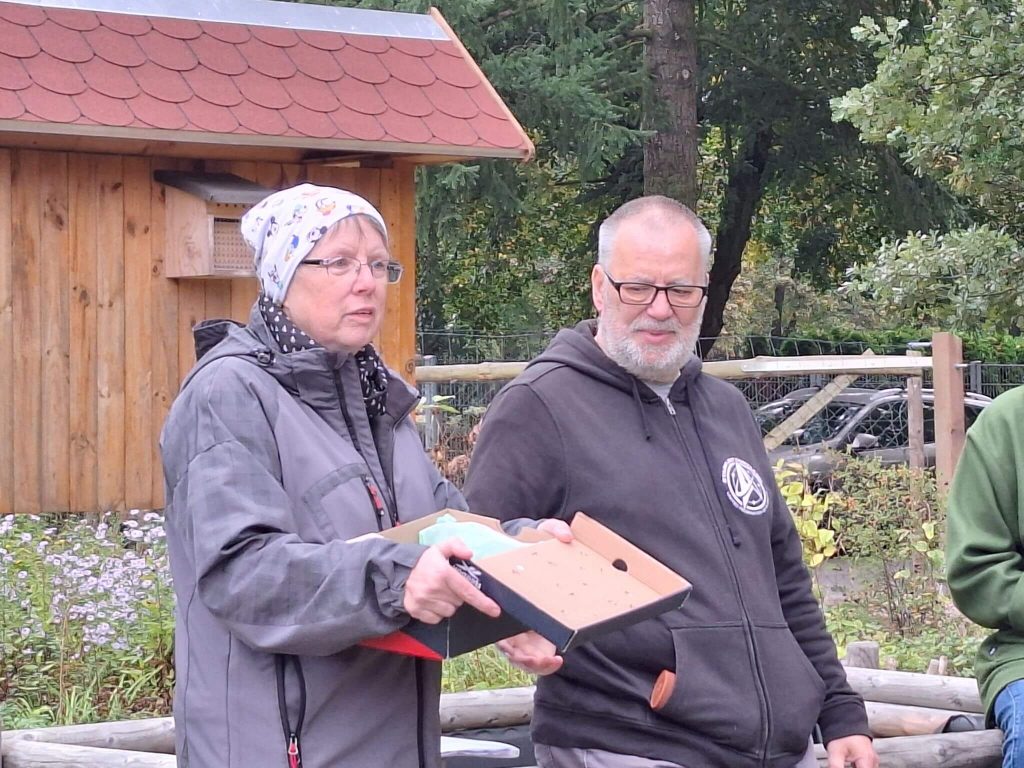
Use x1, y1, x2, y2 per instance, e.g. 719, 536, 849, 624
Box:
469, 512, 692, 651
370, 509, 692, 655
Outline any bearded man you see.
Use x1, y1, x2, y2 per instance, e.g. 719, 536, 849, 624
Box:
464, 196, 877, 768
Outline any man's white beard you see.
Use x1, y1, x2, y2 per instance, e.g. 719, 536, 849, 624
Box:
597, 313, 702, 383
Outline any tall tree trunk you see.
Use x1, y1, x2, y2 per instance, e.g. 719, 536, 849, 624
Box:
699, 127, 773, 356
772, 282, 786, 337
643, 0, 699, 208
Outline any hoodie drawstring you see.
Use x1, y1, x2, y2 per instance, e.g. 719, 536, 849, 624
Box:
631, 378, 653, 441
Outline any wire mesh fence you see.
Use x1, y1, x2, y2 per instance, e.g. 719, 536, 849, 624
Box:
414, 330, 1018, 482
963, 362, 1024, 398
419, 330, 555, 364
702, 335, 914, 361
729, 373, 923, 408
755, 385, 989, 458
419, 331, 920, 364
415, 331, 1024, 487
417, 330, 937, 411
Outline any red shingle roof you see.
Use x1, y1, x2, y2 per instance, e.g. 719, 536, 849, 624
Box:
0, 0, 534, 160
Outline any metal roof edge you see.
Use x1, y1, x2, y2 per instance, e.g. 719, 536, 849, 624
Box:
153, 170, 274, 204
2, 0, 448, 38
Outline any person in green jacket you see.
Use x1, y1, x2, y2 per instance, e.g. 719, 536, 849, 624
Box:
947, 385, 1024, 766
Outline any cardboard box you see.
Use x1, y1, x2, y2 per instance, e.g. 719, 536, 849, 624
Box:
358, 510, 692, 660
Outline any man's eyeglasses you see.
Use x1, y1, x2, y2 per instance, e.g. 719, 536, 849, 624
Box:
602, 268, 707, 308
302, 256, 404, 284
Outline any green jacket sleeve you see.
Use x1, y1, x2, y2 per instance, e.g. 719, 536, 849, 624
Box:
947, 389, 1024, 631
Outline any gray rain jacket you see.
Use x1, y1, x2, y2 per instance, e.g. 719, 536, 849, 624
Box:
161, 307, 463, 768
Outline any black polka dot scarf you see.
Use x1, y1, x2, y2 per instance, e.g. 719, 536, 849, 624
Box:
260, 292, 317, 353
259, 293, 388, 417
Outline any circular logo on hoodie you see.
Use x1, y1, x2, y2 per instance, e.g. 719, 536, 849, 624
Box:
721, 457, 770, 516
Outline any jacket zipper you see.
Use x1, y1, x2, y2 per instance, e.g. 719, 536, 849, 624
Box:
275, 655, 306, 768
335, 368, 400, 527
669, 407, 772, 763
686, 399, 782, 764
666, 399, 744, 545
415, 659, 427, 767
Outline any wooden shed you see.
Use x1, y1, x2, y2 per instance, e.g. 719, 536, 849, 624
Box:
0, 0, 533, 514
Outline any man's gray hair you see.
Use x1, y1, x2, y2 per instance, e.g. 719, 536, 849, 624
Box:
597, 196, 713, 270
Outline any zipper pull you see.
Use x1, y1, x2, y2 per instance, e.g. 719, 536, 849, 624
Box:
373, 482, 400, 527
368, 483, 385, 516
363, 476, 387, 529
287, 733, 301, 768
726, 523, 741, 547
666, 399, 676, 416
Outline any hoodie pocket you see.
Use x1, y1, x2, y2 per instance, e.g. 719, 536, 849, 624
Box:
656, 624, 763, 755
752, 623, 826, 757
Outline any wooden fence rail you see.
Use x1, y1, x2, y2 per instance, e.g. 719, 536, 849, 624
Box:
864, 701, 972, 738
413, 336, 968, 489
2, 741, 175, 768
413, 355, 935, 384
3, 719, 174, 754
811, 730, 1000, 768
843, 667, 983, 713
1, 672, 999, 768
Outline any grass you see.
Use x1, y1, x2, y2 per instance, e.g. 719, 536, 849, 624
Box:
443, 646, 534, 693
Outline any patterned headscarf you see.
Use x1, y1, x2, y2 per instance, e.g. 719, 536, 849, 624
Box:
241, 183, 388, 304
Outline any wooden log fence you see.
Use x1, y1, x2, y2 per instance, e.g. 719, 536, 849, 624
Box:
811, 730, 1001, 768
2, 741, 175, 768
842, 667, 983, 713
439, 685, 534, 730
2, 671, 1001, 767
865, 701, 974, 739
1, 688, 537, 767
2, 719, 173, 754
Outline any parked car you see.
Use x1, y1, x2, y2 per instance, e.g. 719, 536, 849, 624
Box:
754, 387, 992, 480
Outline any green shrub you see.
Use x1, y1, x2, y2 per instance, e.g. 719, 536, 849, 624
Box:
829, 458, 941, 563
749, 328, 1024, 363
776, 462, 840, 568
825, 601, 982, 677
828, 459, 945, 634
774, 458, 986, 674
442, 646, 533, 693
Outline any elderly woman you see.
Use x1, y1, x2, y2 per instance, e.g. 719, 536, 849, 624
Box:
161, 184, 565, 768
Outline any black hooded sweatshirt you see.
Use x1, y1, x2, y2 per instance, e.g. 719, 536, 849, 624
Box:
464, 321, 869, 768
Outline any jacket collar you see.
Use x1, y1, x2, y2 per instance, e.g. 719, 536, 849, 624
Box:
186, 304, 419, 421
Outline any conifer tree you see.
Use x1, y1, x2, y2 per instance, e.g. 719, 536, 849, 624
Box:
304, 0, 959, 347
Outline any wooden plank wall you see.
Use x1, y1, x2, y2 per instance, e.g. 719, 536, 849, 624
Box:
0, 148, 418, 513
0, 151, 13, 516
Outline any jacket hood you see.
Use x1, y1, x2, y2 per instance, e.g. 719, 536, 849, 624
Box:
531, 319, 703, 401
184, 304, 418, 419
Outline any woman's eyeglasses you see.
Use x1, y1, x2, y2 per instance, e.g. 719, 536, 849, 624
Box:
302, 256, 404, 284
